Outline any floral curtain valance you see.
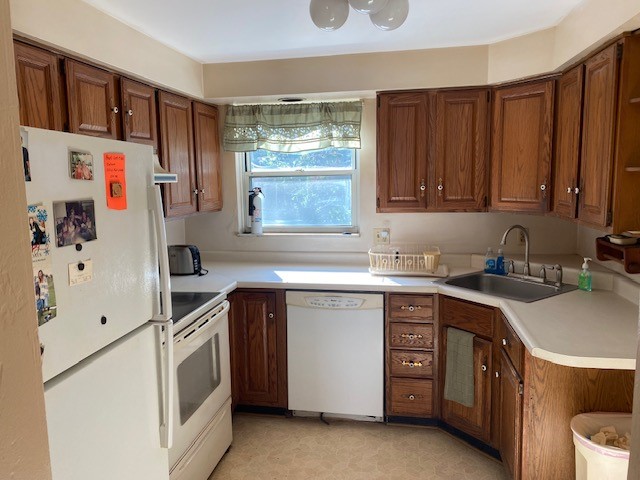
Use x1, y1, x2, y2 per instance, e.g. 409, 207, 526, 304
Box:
223, 101, 362, 153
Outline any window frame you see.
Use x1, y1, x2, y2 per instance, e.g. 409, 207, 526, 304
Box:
238, 149, 360, 234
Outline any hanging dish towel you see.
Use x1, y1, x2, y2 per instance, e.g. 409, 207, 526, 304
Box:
444, 327, 475, 408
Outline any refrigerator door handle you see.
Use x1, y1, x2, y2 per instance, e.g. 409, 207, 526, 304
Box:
149, 185, 172, 322
150, 318, 174, 449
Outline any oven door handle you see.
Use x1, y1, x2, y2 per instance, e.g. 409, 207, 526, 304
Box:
150, 318, 174, 449
174, 301, 230, 346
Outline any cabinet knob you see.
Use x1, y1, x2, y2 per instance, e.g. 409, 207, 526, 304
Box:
402, 360, 423, 368
408, 394, 415, 401
481, 364, 487, 372
268, 313, 274, 319
495, 371, 500, 378
127, 109, 133, 117
400, 305, 421, 312
567, 186, 572, 194
574, 187, 580, 195
437, 178, 444, 196
112, 106, 119, 114
502, 338, 508, 346
200, 189, 205, 194
193, 188, 199, 196
540, 181, 547, 199
400, 333, 423, 340
420, 179, 426, 198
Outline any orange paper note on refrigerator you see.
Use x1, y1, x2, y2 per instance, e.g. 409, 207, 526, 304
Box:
104, 153, 127, 210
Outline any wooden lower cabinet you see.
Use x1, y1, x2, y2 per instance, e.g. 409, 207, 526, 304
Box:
498, 348, 523, 480
228, 289, 287, 409
385, 294, 437, 418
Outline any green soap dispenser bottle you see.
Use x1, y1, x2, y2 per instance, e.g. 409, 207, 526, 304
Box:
578, 257, 592, 292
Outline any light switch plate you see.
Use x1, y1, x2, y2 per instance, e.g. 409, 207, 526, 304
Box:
373, 228, 390, 245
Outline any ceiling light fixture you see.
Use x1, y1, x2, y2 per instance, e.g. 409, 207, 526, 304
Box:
310, 0, 409, 32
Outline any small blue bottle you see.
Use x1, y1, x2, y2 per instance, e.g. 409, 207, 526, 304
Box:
496, 248, 505, 275
484, 247, 496, 273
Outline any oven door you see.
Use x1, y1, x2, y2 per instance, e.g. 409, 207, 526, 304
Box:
169, 300, 231, 468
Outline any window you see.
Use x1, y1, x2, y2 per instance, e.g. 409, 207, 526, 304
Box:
240, 148, 358, 233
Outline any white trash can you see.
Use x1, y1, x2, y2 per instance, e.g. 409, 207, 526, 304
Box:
570, 412, 631, 480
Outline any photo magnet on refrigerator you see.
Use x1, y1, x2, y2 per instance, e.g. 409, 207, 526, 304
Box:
69, 150, 94, 180
68, 259, 93, 286
53, 199, 98, 248
28, 203, 57, 326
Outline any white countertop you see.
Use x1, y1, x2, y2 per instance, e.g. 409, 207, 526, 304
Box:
171, 259, 639, 370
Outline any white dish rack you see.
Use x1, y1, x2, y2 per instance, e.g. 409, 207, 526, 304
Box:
368, 244, 447, 277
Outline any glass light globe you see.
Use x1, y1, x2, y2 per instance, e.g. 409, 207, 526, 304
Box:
310, 0, 350, 32
370, 0, 409, 31
348, 0, 388, 15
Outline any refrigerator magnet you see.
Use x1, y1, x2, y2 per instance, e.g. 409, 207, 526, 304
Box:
103, 153, 127, 210
33, 259, 57, 326
68, 259, 93, 286
28, 203, 52, 262
69, 150, 94, 180
21, 128, 31, 182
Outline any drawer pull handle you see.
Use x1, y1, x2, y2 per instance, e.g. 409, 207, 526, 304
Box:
502, 338, 508, 346
402, 360, 423, 368
495, 371, 500, 378
481, 364, 487, 372
400, 333, 423, 340
400, 305, 422, 312
408, 394, 416, 401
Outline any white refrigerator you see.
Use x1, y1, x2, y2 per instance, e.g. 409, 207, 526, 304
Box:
23, 127, 173, 480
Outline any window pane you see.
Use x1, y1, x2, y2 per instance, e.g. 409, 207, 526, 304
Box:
250, 175, 352, 227
249, 148, 353, 172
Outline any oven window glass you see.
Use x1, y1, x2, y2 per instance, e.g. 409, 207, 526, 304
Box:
177, 334, 221, 425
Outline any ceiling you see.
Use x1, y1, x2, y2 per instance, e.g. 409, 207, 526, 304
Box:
81, 0, 586, 63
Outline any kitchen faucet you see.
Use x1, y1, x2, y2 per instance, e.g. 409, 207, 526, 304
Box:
500, 225, 530, 276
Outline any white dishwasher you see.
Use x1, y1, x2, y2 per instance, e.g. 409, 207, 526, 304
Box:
286, 291, 384, 419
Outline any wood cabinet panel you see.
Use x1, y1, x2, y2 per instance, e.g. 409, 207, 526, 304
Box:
497, 313, 524, 374
229, 290, 287, 408
578, 44, 619, 227
120, 78, 157, 148
389, 378, 433, 417
442, 334, 492, 444
433, 89, 489, 211
389, 351, 433, 378
13, 41, 65, 131
158, 91, 197, 217
499, 349, 523, 480
65, 59, 118, 139
388, 294, 434, 322
389, 323, 434, 349
441, 296, 494, 338
552, 66, 584, 219
490, 80, 554, 212
193, 102, 223, 212
376, 92, 429, 212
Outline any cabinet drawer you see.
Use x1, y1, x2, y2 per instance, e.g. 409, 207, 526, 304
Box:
389, 295, 434, 323
389, 323, 434, 349
389, 378, 433, 417
390, 351, 433, 378
441, 296, 494, 338
498, 313, 524, 374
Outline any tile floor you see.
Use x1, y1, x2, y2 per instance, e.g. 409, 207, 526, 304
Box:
209, 414, 508, 480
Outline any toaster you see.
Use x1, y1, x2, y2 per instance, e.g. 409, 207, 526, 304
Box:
168, 245, 202, 275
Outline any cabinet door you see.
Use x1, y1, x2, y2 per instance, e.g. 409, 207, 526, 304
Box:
158, 91, 197, 217
433, 89, 489, 211
377, 92, 429, 212
193, 102, 223, 212
65, 59, 119, 139
578, 44, 619, 227
442, 333, 492, 443
552, 66, 584, 219
14, 42, 66, 131
230, 291, 286, 407
490, 80, 554, 212
121, 78, 157, 148
499, 349, 523, 480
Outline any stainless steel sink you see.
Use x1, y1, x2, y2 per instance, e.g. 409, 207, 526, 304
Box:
443, 272, 577, 303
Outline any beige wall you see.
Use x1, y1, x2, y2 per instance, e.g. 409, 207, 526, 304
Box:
10, 0, 203, 98
165, 218, 186, 245
185, 99, 578, 257
0, 0, 52, 479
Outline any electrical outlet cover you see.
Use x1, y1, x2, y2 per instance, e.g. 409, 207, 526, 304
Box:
373, 228, 390, 245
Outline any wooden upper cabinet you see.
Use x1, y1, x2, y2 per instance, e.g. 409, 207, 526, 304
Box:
158, 91, 197, 217
433, 89, 489, 211
120, 78, 157, 148
377, 92, 429, 212
14, 42, 66, 131
490, 80, 554, 213
65, 59, 119, 139
578, 44, 619, 228
552, 66, 584, 219
193, 102, 223, 212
